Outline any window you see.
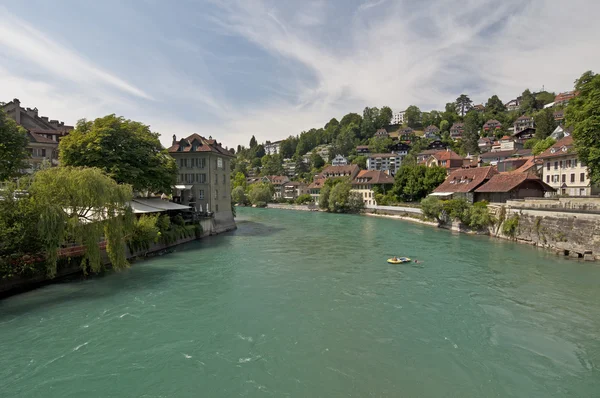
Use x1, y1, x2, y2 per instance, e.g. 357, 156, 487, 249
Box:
570, 174, 575, 183
186, 174, 194, 183
546, 175, 550, 183
581, 173, 585, 182
566, 159, 571, 168
561, 174, 566, 183
198, 189, 204, 199
552, 175, 559, 183
216, 204, 219, 212
546, 162, 550, 171
222, 174, 226, 184
214, 174, 218, 184
196, 173, 206, 183
217, 157, 223, 169
554, 161, 558, 170
214, 189, 218, 200
573, 159, 578, 168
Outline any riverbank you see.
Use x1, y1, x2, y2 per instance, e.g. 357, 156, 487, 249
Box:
266, 203, 320, 211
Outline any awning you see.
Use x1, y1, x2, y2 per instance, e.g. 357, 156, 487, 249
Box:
429, 192, 453, 197
174, 185, 193, 190
128, 198, 193, 214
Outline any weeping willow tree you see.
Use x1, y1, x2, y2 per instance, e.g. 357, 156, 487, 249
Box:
29, 167, 133, 276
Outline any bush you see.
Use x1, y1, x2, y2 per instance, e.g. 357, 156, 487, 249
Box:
127, 215, 160, 253
420, 196, 444, 221
172, 214, 185, 226
232, 186, 246, 204
347, 192, 365, 213
156, 214, 170, 232
442, 198, 471, 224
295, 194, 313, 205
502, 214, 520, 238
194, 224, 204, 239
468, 201, 496, 229
248, 182, 274, 205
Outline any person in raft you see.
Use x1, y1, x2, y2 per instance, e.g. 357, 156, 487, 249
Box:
392, 256, 399, 262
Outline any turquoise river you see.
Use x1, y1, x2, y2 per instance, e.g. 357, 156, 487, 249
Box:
1, 207, 600, 397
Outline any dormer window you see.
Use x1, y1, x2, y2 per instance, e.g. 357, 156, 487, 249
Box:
551, 148, 556, 154
561, 146, 568, 152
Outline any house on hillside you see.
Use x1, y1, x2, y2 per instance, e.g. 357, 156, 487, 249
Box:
479, 149, 531, 166
431, 166, 498, 202
374, 128, 389, 138
264, 140, 282, 155
367, 153, 401, 175
538, 136, 599, 196
307, 165, 360, 204
512, 127, 536, 143
450, 123, 464, 140
356, 145, 370, 155
505, 98, 520, 111
494, 136, 523, 152
331, 154, 348, 166
483, 119, 502, 133
550, 125, 572, 140
264, 175, 290, 199
283, 181, 308, 200
478, 137, 494, 153
390, 142, 411, 159
553, 110, 565, 122
391, 110, 405, 125
283, 158, 296, 178
554, 91, 578, 107
397, 127, 414, 138
168, 134, 235, 230
424, 125, 440, 139
2, 98, 73, 172
428, 140, 446, 150
351, 170, 395, 206
473, 104, 486, 113
474, 173, 554, 203
425, 149, 464, 172
514, 115, 534, 133
496, 156, 542, 175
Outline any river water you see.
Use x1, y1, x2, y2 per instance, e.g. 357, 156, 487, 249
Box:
1, 207, 600, 397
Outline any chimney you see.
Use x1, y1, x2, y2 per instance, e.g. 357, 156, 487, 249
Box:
172, 134, 177, 145
13, 98, 20, 124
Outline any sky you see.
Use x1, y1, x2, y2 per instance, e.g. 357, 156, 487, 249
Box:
1, 0, 599, 149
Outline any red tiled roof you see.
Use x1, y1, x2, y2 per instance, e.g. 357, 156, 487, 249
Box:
167, 133, 234, 157
538, 136, 574, 159
555, 91, 578, 103
321, 164, 360, 177
475, 173, 554, 193
265, 175, 290, 185
432, 150, 463, 161
433, 166, 498, 193
516, 115, 533, 121
307, 177, 325, 190
352, 170, 394, 185
425, 125, 440, 132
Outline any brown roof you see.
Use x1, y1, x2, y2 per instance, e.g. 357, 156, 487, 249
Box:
321, 164, 360, 177
432, 150, 463, 161
555, 91, 577, 102
507, 156, 541, 174
425, 125, 440, 132
167, 133, 234, 157
29, 129, 69, 135
352, 170, 395, 185
28, 131, 56, 144
356, 145, 370, 150
538, 136, 575, 159
479, 149, 532, 159
451, 123, 464, 129
475, 173, 554, 193
418, 149, 440, 157
516, 115, 533, 121
307, 177, 325, 190
433, 166, 498, 193
265, 175, 289, 185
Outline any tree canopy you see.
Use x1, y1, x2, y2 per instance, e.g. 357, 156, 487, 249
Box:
0, 109, 29, 181
405, 105, 422, 128
455, 94, 473, 116
566, 70, 600, 184
59, 115, 177, 193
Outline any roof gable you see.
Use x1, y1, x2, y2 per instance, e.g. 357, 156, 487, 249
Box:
433, 166, 498, 193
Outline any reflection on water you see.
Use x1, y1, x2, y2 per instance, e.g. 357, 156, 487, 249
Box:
1, 207, 600, 397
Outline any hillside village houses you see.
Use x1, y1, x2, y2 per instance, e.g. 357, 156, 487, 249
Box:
2, 98, 73, 172
367, 153, 401, 175
168, 134, 236, 232
307, 165, 360, 204
425, 149, 464, 172
283, 181, 308, 201
264, 140, 282, 155
374, 128, 389, 138
352, 170, 395, 206
514, 115, 535, 133
450, 123, 464, 140
331, 154, 348, 166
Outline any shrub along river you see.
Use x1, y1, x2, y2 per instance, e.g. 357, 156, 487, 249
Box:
1, 207, 599, 397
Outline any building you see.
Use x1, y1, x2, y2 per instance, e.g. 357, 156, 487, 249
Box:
482, 119, 502, 133
417, 149, 441, 163
496, 156, 541, 175
514, 115, 535, 133
351, 170, 395, 206
553, 110, 565, 122
374, 128, 389, 138
356, 145, 370, 155
431, 166, 498, 202
473, 104, 486, 113
550, 125, 572, 140
539, 136, 599, 196
390, 142, 410, 158
282, 158, 296, 178
425, 149, 464, 171
505, 98, 520, 111
331, 154, 348, 166
428, 140, 446, 150
493, 136, 523, 152
264, 140, 282, 155
479, 149, 532, 166
283, 181, 308, 200
474, 173, 554, 203
367, 153, 400, 175
307, 165, 360, 204
314, 145, 332, 162
478, 137, 494, 153
554, 91, 578, 107
512, 127, 536, 143
168, 134, 235, 231
424, 125, 441, 140
397, 127, 414, 139
391, 110, 405, 125
264, 175, 290, 199
450, 123, 464, 140
2, 98, 73, 172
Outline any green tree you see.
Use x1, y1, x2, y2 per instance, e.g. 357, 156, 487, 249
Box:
231, 186, 246, 204
566, 71, 600, 184
462, 110, 482, 154
523, 138, 539, 149
295, 194, 313, 205
339, 113, 363, 129
377, 106, 393, 128
295, 155, 309, 176
260, 154, 284, 176
254, 144, 266, 159
361, 107, 380, 139
392, 165, 446, 202
534, 108, 558, 140
0, 109, 30, 181
232, 160, 248, 177
439, 120, 450, 133
333, 123, 359, 156
535, 91, 556, 109
30, 167, 133, 276
279, 136, 298, 158
232, 172, 247, 189
405, 105, 422, 128
311, 152, 325, 169
319, 184, 332, 210
420, 196, 444, 222
519, 89, 537, 114
485, 95, 506, 115
532, 137, 556, 155
59, 115, 177, 193
249, 135, 257, 148
247, 182, 273, 206
324, 119, 341, 144
455, 94, 473, 116
368, 136, 393, 153
352, 155, 367, 169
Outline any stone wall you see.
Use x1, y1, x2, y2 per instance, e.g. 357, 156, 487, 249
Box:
267, 204, 320, 211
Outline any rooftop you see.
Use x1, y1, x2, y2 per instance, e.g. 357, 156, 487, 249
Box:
475, 173, 554, 193
434, 166, 498, 193
168, 133, 233, 157
538, 136, 575, 159
353, 170, 395, 185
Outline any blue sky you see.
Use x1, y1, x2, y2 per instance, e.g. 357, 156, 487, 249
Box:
1, 0, 599, 149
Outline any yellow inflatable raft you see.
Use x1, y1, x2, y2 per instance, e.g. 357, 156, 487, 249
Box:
387, 257, 411, 264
